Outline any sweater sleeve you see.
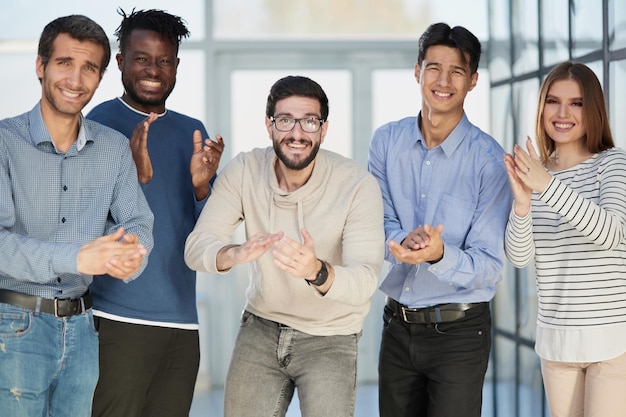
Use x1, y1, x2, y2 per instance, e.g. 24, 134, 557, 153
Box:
504, 207, 534, 267
184, 154, 245, 273
538, 152, 626, 250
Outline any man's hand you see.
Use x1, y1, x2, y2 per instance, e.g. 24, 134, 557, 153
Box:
77, 228, 148, 279
190, 131, 225, 200
129, 113, 158, 184
389, 224, 444, 264
216, 232, 283, 272
272, 229, 318, 280
272, 229, 334, 294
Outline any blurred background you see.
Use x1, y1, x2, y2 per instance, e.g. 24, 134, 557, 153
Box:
1, 1, 625, 416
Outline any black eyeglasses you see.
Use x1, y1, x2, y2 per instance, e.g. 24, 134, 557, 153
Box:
269, 116, 325, 133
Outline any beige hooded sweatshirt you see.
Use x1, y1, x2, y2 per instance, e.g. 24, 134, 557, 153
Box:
185, 147, 384, 336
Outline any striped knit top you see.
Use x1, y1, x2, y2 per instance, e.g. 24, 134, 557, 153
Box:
505, 148, 626, 362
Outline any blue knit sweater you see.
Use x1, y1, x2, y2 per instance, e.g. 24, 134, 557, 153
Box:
87, 98, 210, 325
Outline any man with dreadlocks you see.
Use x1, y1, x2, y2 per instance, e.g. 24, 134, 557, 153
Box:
87, 9, 224, 417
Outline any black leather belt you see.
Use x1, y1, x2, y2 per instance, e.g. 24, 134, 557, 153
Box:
386, 298, 482, 324
0, 289, 92, 317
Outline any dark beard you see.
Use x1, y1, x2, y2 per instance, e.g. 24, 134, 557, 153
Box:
273, 138, 320, 171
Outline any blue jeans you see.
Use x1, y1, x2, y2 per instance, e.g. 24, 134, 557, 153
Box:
224, 311, 360, 417
0, 303, 99, 417
378, 302, 491, 417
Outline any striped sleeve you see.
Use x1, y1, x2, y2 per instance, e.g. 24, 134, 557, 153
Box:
505, 207, 535, 267
539, 150, 626, 251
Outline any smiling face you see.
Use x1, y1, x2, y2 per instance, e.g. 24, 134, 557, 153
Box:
36, 33, 104, 120
266, 95, 328, 172
542, 78, 586, 148
415, 44, 477, 121
117, 29, 179, 113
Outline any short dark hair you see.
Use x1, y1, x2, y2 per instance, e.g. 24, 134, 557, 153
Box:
535, 61, 614, 163
115, 8, 190, 55
417, 22, 481, 74
38, 15, 111, 78
266, 76, 329, 120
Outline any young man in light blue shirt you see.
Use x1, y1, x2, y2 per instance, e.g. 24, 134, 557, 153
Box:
368, 22, 512, 417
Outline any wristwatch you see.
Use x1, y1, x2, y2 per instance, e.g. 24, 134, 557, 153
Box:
306, 259, 329, 286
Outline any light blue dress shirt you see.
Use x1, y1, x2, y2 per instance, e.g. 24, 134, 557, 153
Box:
368, 113, 512, 308
0, 102, 154, 299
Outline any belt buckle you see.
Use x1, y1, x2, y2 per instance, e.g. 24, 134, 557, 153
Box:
400, 306, 417, 324
54, 298, 84, 317
54, 298, 62, 317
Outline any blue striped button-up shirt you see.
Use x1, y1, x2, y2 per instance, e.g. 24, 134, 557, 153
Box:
368, 113, 512, 308
0, 102, 153, 299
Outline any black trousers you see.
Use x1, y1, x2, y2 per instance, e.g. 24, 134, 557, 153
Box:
92, 317, 200, 417
378, 302, 491, 417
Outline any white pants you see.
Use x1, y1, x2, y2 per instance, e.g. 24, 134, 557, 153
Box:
541, 351, 626, 417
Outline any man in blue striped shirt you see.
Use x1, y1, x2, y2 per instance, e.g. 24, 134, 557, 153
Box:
368, 22, 512, 417
0, 15, 153, 417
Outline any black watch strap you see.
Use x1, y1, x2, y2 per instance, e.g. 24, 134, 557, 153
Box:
306, 259, 329, 286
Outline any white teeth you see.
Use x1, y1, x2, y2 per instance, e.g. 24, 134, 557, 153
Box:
140, 80, 161, 87
555, 123, 573, 129
62, 90, 79, 98
434, 91, 451, 98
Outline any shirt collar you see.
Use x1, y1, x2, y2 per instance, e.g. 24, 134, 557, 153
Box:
416, 111, 472, 157
29, 101, 89, 151
116, 96, 167, 118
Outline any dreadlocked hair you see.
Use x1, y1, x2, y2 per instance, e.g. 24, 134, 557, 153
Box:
115, 8, 190, 55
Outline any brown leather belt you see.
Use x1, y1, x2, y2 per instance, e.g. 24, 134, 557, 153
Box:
386, 298, 483, 324
0, 289, 92, 317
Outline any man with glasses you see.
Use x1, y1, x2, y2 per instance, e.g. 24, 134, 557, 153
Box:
185, 75, 384, 417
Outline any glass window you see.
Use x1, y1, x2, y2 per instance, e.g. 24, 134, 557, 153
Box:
490, 85, 513, 151
494, 337, 517, 417
512, 0, 539, 76
586, 60, 604, 87
0, 53, 40, 119
513, 78, 540, 146
0, 1, 205, 41
230, 70, 352, 158
519, 346, 546, 417
610, 60, 626, 150
519, 266, 538, 340
571, 0, 602, 58
371, 69, 420, 131
213, 0, 487, 41
488, 0, 511, 82
541, 0, 570, 67
494, 265, 517, 334
610, 0, 626, 50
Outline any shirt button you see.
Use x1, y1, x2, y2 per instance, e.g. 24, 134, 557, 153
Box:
404, 287, 410, 291
420, 194, 426, 199
63, 185, 68, 191
57, 277, 61, 283
61, 217, 66, 223
426, 160, 431, 165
